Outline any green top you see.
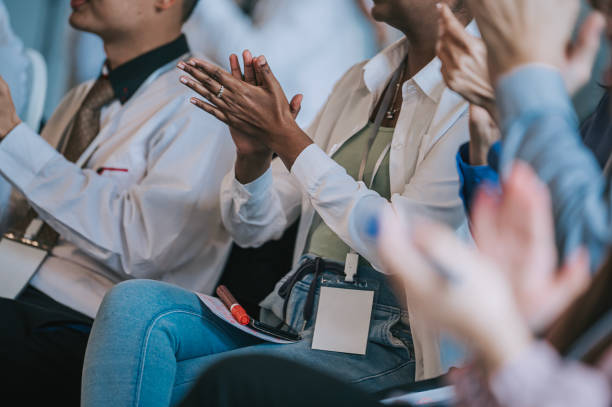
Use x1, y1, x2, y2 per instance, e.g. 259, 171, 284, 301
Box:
305, 122, 394, 266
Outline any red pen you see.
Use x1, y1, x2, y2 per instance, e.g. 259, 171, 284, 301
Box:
216, 285, 250, 325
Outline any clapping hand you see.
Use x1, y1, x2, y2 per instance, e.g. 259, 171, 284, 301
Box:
436, 3, 495, 118
177, 53, 312, 172
466, 0, 604, 90
377, 201, 532, 374
471, 162, 590, 333
377, 162, 589, 372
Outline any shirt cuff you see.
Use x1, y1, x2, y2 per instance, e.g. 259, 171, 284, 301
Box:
496, 65, 573, 130
230, 166, 273, 203
456, 142, 500, 212
0, 123, 58, 190
487, 141, 502, 172
290, 144, 337, 196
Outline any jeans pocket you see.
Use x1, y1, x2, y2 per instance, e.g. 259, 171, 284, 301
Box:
369, 305, 414, 359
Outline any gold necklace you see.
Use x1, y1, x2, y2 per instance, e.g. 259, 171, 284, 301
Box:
385, 60, 409, 121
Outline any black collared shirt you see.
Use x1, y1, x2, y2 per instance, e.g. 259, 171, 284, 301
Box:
107, 34, 189, 104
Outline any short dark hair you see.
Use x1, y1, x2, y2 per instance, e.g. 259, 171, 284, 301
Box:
182, 0, 199, 22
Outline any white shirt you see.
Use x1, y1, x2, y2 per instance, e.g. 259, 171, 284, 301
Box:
0, 0, 30, 120
0, 0, 30, 239
183, 0, 378, 128
0, 54, 236, 318
221, 31, 476, 379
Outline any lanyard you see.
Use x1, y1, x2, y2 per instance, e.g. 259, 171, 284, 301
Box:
345, 63, 405, 283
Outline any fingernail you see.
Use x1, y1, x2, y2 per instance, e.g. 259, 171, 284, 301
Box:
188, 60, 196, 66
190, 98, 197, 104
365, 216, 380, 239
177, 62, 185, 69
436, 2, 442, 9
259, 56, 267, 65
180, 77, 188, 84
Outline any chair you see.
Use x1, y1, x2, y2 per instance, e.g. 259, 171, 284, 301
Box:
23, 48, 47, 131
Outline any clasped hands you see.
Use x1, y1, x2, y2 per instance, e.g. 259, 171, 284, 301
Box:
177, 51, 313, 183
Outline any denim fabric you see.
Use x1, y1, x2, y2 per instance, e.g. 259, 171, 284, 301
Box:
82, 258, 414, 407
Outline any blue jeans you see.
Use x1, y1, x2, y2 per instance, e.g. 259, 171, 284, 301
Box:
82, 260, 415, 407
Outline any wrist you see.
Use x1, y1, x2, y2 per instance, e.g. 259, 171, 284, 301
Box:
468, 141, 490, 166
0, 117, 21, 141
235, 151, 273, 185
477, 312, 533, 375
268, 124, 313, 170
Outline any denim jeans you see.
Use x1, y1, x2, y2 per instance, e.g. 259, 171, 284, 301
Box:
82, 257, 415, 407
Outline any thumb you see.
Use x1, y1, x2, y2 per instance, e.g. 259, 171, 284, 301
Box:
289, 94, 303, 119
254, 55, 281, 90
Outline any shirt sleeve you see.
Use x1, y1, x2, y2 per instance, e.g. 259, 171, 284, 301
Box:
489, 341, 611, 407
290, 113, 469, 272
0, 107, 235, 279
496, 65, 612, 271
456, 141, 500, 215
220, 157, 303, 248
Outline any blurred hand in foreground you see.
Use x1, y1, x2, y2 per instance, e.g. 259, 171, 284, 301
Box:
377, 162, 590, 371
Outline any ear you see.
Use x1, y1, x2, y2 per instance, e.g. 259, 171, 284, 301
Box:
154, 0, 179, 12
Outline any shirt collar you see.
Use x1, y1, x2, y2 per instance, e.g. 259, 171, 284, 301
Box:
362, 19, 479, 104
103, 34, 190, 104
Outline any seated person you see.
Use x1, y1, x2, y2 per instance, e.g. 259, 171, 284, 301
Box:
81, 1, 475, 405
0, 0, 235, 403
176, 163, 611, 407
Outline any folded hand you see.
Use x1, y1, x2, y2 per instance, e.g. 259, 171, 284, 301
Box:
177, 54, 312, 169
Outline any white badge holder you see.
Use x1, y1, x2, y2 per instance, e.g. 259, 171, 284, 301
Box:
0, 222, 49, 299
311, 264, 378, 355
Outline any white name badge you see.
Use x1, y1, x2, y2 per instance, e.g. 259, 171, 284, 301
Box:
0, 238, 48, 299
311, 286, 375, 355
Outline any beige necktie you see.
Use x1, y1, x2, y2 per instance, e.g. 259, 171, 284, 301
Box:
8, 76, 115, 248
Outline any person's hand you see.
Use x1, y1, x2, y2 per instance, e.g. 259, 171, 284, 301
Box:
226, 51, 302, 183
466, 0, 582, 83
227, 50, 271, 158
0, 76, 21, 140
377, 208, 533, 374
177, 55, 312, 170
468, 105, 500, 166
436, 4, 496, 118
471, 162, 591, 332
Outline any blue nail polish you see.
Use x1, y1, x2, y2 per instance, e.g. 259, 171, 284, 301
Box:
365, 215, 380, 239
